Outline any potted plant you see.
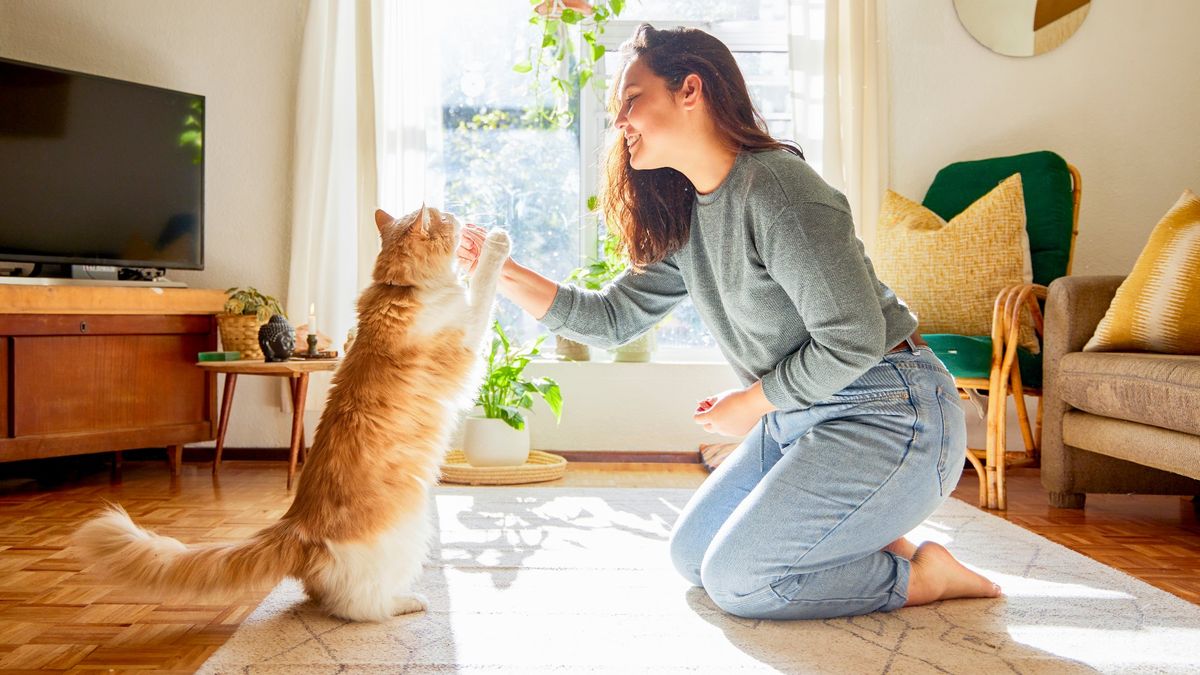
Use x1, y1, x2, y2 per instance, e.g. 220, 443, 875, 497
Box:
562, 230, 658, 362
515, 0, 626, 128
464, 321, 563, 467
218, 287, 286, 359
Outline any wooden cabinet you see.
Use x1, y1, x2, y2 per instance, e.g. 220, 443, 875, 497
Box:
0, 286, 225, 462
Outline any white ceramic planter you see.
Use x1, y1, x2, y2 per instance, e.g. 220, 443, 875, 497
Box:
462, 416, 531, 467
612, 329, 656, 363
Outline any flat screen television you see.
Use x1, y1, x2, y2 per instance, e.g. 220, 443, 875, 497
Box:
0, 56, 204, 273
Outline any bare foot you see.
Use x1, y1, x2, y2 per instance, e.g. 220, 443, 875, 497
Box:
883, 537, 917, 559
903, 542, 1002, 607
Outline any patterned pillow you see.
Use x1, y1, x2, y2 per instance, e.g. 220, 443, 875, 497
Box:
874, 174, 1038, 352
1084, 190, 1200, 354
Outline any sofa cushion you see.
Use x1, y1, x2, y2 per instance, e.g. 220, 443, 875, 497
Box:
1084, 189, 1200, 354
874, 174, 1038, 351
1057, 351, 1200, 436
1062, 411, 1200, 481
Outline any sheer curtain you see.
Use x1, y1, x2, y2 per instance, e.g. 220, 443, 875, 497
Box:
287, 0, 442, 409
806, 0, 890, 253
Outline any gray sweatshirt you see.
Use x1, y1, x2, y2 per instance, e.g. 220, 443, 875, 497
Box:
540, 149, 917, 410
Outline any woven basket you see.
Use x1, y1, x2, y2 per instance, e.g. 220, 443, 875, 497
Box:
217, 313, 266, 359
439, 449, 567, 486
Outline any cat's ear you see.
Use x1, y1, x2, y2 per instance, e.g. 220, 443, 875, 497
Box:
417, 203, 431, 236
374, 209, 395, 234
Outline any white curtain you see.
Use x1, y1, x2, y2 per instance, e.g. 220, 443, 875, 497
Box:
787, 0, 826, 177
287, 0, 442, 409
814, 0, 890, 253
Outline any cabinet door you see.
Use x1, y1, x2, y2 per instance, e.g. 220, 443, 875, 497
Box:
11, 331, 211, 437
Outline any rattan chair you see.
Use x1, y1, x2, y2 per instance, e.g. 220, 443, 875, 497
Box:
920, 151, 1082, 510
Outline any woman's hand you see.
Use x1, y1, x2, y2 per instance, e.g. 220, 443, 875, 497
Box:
692, 382, 776, 436
457, 223, 489, 275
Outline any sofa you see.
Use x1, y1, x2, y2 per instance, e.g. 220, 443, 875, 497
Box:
1042, 275, 1200, 509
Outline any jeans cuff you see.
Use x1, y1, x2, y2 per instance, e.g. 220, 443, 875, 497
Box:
883, 551, 910, 611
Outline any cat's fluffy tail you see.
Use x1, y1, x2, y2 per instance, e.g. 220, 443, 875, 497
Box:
73, 504, 305, 599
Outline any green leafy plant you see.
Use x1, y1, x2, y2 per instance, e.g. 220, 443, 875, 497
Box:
564, 229, 627, 290
223, 287, 286, 323
476, 321, 563, 431
515, 0, 626, 127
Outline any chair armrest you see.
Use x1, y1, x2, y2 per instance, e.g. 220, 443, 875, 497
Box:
1044, 275, 1125, 359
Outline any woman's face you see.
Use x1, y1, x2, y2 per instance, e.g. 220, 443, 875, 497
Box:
613, 56, 687, 171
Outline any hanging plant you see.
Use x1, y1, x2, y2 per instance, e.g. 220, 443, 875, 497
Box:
514, 0, 626, 128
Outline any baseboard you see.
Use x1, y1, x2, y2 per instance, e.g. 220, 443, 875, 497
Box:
554, 450, 701, 464
157, 447, 702, 464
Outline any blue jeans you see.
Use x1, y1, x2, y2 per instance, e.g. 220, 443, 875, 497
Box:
670, 343, 966, 620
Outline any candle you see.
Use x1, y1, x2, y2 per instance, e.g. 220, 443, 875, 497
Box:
308, 303, 316, 334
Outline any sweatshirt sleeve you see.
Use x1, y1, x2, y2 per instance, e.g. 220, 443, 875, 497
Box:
758, 200, 889, 409
539, 256, 688, 349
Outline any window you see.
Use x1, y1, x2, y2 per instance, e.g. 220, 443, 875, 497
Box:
435, 0, 808, 359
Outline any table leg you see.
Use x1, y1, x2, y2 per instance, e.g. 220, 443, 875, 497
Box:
213, 373, 239, 475
290, 377, 307, 464
288, 373, 309, 490
168, 444, 184, 476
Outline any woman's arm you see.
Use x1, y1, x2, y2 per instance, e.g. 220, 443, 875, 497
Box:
459, 223, 688, 348
497, 257, 558, 320
461, 224, 557, 319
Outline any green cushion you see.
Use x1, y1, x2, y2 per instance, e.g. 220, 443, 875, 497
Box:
925, 334, 1043, 389
922, 150, 1074, 287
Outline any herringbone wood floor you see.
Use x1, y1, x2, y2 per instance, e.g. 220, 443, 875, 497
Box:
0, 458, 1197, 672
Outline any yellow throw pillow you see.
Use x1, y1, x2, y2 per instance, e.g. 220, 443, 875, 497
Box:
1084, 189, 1200, 354
873, 174, 1038, 352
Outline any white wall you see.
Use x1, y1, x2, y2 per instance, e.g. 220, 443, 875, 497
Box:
887, 0, 1200, 277
887, 0, 1200, 452
0, 0, 309, 448
7, 1, 1194, 454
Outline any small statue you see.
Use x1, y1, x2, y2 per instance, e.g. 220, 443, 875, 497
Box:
258, 314, 295, 362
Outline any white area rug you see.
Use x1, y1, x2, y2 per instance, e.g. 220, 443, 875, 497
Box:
200, 488, 1200, 674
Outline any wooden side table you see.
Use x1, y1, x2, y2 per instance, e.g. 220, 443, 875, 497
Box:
196, 358, 340, 489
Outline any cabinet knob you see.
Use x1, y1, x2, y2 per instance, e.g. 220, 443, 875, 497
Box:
79, 321, 88, 333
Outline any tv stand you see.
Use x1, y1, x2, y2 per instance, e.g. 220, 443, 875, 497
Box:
0, 276, 188, 288
0, 285, 225, 467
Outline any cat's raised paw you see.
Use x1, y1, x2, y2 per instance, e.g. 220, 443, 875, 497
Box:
483, 229, 511, 255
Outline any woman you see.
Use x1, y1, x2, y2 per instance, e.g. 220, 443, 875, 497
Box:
457, 24, 1000, 620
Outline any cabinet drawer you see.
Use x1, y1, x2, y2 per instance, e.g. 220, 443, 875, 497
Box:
0, 314, 212, 337
11, 334, 211, 436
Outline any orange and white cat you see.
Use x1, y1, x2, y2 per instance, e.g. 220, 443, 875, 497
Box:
73, 206, 510, 622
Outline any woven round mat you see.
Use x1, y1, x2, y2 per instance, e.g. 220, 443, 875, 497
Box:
439, 449, 568, 485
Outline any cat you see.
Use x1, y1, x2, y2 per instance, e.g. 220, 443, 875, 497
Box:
73, 205, 511, 622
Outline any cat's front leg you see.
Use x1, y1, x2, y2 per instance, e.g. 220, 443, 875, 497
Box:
464, 229, 511, 347
391, 592, 428, 616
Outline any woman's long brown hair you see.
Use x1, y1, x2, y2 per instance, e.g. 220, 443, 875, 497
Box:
599, 24, 804, 269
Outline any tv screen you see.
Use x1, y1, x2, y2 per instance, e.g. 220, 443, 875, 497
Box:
0, 57, 204, 271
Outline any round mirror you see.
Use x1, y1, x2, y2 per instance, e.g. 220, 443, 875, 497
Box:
954, 0, 1091, 57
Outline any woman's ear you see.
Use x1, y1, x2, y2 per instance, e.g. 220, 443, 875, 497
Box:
679, 73, 704, 110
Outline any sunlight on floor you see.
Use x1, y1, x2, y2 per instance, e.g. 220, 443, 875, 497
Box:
1008, 625, 1200, 669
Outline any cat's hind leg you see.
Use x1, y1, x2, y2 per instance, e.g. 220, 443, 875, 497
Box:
305, 516, 432, 622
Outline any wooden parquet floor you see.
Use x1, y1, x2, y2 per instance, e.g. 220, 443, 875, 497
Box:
0, 458, 1196, 672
